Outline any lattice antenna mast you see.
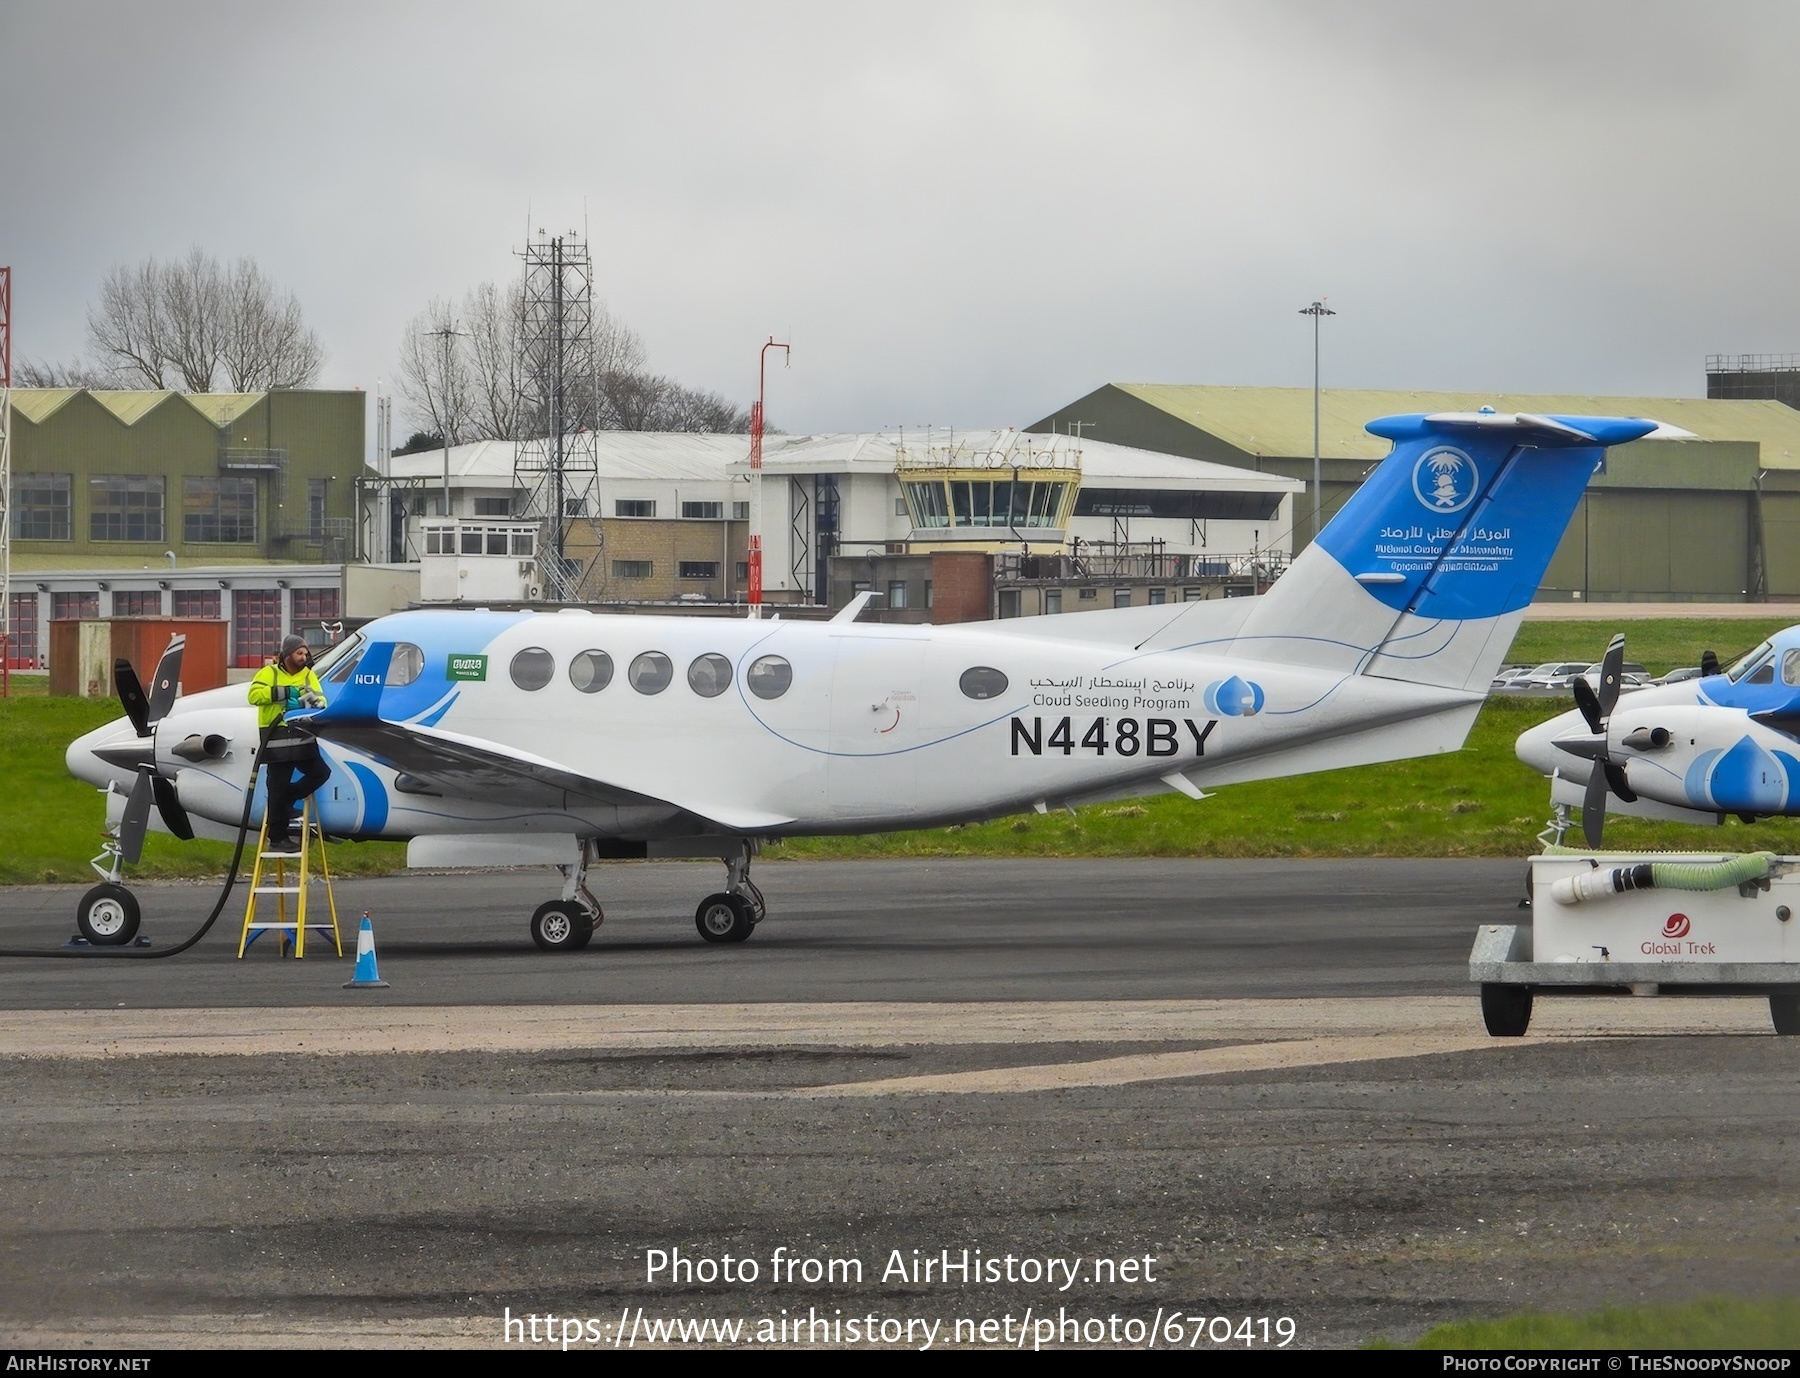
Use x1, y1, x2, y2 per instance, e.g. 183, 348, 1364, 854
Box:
1, 266, 11, 689
513, 231, 601, 602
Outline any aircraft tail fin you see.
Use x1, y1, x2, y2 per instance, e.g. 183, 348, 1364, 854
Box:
1218, 411, 1655, 691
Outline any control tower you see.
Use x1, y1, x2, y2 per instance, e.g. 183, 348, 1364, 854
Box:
895, 429, 1081, 554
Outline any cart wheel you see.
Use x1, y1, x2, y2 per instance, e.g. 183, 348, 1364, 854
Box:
1480, 983, 1532, 1037
1770, 992, 1800, 1036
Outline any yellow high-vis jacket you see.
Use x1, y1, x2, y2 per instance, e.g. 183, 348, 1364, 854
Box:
247, 663, 326, 731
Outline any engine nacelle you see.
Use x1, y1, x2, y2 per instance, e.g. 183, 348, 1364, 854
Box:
1609, 703, 1800, 814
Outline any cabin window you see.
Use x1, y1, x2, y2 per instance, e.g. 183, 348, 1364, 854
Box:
959, 666, 1009, 700
1784, 649, 1800, 687
510, 647, 555, 691
688, 653, 733, 698
569, 650, 614, 693
746, 655, 792, 700
386, 643, 424, 687
629, 651, 674, 695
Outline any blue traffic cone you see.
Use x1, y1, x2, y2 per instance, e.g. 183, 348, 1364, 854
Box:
343, 912, 389, 989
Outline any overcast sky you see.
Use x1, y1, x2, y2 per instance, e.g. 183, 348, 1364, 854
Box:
3, 1, 1797, 445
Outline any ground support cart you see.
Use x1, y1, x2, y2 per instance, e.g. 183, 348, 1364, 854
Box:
1470, 851, 1800, 1037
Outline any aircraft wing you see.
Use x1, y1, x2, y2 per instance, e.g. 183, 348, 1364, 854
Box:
299, 643, 794, 832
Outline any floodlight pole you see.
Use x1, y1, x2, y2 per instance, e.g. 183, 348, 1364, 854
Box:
1298, 300, 1335, 547
748, 337, 791, 618
427, 323, 466, 521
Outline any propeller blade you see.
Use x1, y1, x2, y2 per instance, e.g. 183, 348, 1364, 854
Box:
1602, 759, 1637, 803
115, 660, 150, 737
145, 635, 186, 724
1700, 649, 1720, 677
151, 773, 195, 841
119, 769, 155, 864
1571, 676, 1603, 734
1582, 765, 1609, 848
1598, 632, 1626, 720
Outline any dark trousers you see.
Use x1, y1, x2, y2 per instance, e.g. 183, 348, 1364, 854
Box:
265, 742, 330, 841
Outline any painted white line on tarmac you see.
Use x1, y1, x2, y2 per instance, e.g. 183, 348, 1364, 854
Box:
0, 995, 1771, 1059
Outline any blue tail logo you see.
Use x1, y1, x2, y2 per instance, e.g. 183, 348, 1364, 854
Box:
1414, 447, 1477, 513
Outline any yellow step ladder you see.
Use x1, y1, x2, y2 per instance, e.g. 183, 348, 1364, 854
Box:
238, 796, 343, 959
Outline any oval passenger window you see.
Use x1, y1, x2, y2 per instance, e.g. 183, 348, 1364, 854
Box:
959, 666, 1009, 700
746, 655, 793, 700
629, 651, 673, 695
569, 649, 613, 693
510, 647, 555, 691
385, 643, 424, 687
688, 653, 733, 698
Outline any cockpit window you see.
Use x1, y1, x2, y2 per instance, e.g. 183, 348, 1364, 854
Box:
320, 635, 367, 684
386, 642, 425, 687
1727, 642, 1774, 683
1785, 650, 1800, 687
314, 632, 365, 681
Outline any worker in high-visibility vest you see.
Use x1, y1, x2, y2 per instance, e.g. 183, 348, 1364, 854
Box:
247, 635, 329, 853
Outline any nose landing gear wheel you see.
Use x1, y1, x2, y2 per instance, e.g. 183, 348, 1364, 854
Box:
1480, 982, 1533, 1037
1771, 992, 1800, 1036
530, 900, 593, 952
695, 892, 754, 944
77, 883, 141, 946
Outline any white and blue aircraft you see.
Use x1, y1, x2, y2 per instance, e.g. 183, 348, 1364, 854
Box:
68, 408, 1655, 950
1517, 625, 1800, 845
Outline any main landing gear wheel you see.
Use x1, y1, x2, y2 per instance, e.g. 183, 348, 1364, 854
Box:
1770, 992, 1800, 1036
530, 900, 594, 953
1480, 982, 1533, 1038
695, 892, 754, 944
77, 883, 141, 946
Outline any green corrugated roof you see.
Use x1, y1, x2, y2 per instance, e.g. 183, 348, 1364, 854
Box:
9, 387, 266, 428
1116, 385, 1800, 467
86, 389, 180, 424
183, 392, 263, 426
8, 388, 80, 423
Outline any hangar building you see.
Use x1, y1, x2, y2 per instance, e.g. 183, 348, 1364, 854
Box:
5, 387, 371, 667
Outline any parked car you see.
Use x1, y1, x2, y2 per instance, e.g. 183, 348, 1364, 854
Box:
1576, 661, 1650, 694
1489, 664, 1534, 690
1517, 661, 1592, 690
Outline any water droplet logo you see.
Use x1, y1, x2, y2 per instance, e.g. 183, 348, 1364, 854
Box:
1662, 913, 1691, 940
1412, 446, 1477, 514
1204, 676, 1265, 716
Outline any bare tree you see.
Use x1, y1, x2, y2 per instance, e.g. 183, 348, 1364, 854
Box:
462, 281, 523, 440
15, 356, 120, 388
218, 259, 324, 390
598, 371, 749, 432
396, 273, 748, 440
88, 259, 171, 387
395, 298, 477, 446
82, 248, 323, 391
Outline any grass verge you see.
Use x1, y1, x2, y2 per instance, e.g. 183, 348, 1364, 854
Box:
1375, 1295, 1800, 1349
